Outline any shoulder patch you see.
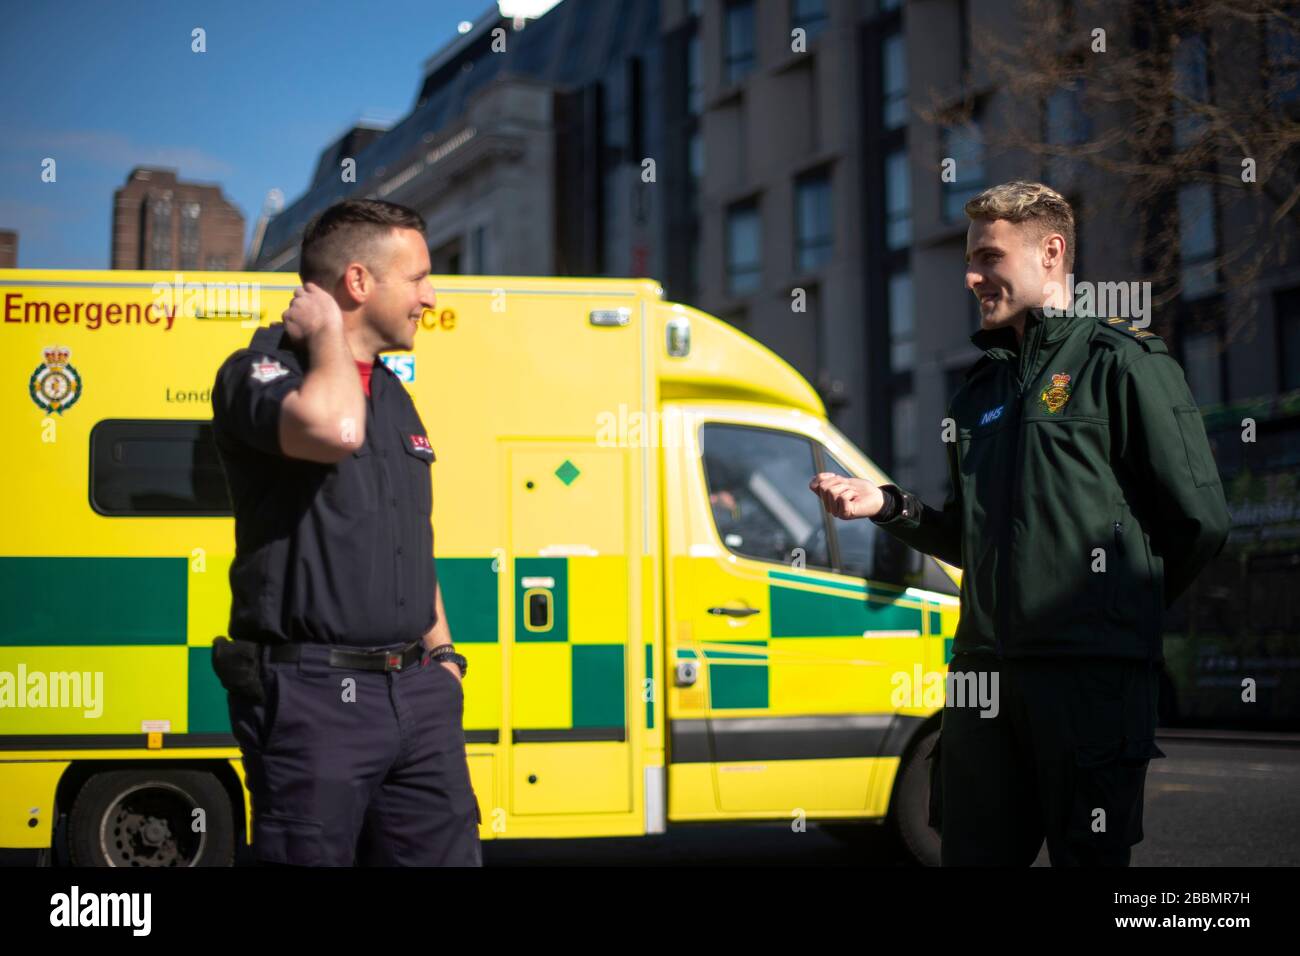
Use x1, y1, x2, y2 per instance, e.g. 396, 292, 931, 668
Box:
1096, 316, 1168, 354
249, 355, 290, 383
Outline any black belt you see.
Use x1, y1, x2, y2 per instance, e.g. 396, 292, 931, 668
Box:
268, 640, 425, 672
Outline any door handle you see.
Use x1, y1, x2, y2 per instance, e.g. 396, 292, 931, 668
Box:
707, 606, 761, 617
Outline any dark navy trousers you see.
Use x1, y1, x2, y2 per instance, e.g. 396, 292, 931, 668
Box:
929, 653, 1165, 867
227, 642, 482, 866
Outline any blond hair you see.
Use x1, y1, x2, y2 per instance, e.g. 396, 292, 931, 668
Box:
965, 181, 1076, 273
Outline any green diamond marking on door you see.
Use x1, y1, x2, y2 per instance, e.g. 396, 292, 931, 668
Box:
555, 459, 581, 486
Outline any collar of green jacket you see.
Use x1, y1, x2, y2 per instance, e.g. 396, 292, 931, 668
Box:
969, 306, 1093, 352
969, 306, 1095, 382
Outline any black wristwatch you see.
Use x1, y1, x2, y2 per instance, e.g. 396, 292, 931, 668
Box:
430, 645, 467, 678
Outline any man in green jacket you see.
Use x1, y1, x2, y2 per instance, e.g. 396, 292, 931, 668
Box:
810, 181, 1230, 866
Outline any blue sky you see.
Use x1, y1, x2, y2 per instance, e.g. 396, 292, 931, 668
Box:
0, 0, 497, 269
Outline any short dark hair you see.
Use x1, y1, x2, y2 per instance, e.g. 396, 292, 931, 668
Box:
298, 199, 426, 286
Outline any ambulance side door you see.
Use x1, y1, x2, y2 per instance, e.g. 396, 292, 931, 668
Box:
666, 414, 920, 816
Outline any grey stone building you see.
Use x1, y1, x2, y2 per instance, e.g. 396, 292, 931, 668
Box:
250, 0, 1300, 506
250, 0, 665, 286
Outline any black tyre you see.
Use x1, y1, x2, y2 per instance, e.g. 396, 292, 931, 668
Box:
68, 769, 234, 867
891, 728, 941, 867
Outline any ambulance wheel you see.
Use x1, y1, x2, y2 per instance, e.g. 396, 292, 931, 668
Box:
68, 769, 234, 867
892, 728, 942, 867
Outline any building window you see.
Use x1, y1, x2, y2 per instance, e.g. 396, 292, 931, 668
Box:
791, 0, 828, 41
602, 65, 630, 154
1172, 33, 1209, 150
724, 0, 756, 86
687, 32, 703, 115
958, 0, 971, 74
882, 32, 907, 130
1278, 287, 1300, 392
884, 149, 911, 250
1266, 16, 1300, 105
727, 199, 762, 296
147, 194, 173, 270
888, 270, 915, 372
941, 115, 986, 221
1044, 79, 1090, 187
688, 130, 704, 206
179, 201, 201, 271
472, 225, 488, 274
795, 169, 832, 273
891, 392, 917, 487
1178, 183, 1217, 299
1182, 330, 1223, 406
204, 255, 228, 271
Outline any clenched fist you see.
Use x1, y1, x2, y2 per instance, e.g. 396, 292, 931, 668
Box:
809, 473, 885, 520
282, 282, 343, 344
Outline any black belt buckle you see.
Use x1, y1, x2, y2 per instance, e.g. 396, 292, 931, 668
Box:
320, 640, 421, 672
378, 641, 420, 672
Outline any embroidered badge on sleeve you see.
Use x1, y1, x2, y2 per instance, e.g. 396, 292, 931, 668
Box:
250, 358, 290, 384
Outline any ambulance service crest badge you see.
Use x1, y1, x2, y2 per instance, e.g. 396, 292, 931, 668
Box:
1038, 372, 1072, 414
29, 346, 83, 415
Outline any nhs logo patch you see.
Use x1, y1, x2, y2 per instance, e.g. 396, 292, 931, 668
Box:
979, 404, 1004, 426
381, 353, 416, 383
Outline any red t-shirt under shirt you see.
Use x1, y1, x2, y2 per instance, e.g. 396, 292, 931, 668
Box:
356, 360, 373, 397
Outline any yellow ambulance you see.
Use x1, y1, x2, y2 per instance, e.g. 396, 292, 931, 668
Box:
0, 268, 959, 866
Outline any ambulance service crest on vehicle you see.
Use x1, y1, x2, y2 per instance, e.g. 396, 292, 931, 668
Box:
29, 346, 83, 415
1038, 372, 1072, 414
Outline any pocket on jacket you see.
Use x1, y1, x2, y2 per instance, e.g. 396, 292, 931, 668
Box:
1174, 406, 1220, 488
321, 446, 378, 514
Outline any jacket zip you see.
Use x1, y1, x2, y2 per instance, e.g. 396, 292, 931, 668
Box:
1112, 520, 1124, 616
998, 320, 1046, 658
997, 394, 1021, 658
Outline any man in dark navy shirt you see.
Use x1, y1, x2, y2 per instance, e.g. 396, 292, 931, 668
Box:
210, 199, 480, 866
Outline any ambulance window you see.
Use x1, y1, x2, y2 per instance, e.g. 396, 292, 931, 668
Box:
90, 420, 232, 516
820, 451, 958, 596
700, 424, 832, 570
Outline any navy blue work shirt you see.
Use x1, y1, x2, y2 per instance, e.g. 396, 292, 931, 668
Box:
211, 324, 438, 647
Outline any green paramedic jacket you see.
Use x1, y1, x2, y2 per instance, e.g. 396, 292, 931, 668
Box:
873, 307, 1231, 661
